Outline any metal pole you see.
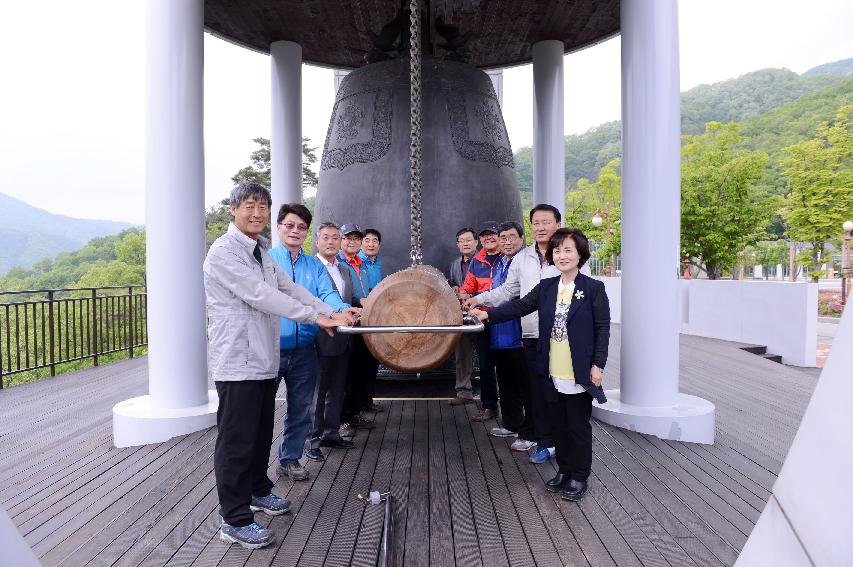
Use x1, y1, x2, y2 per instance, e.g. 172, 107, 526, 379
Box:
48, 291, 56, 377
379, 494, 395, 567
128, 286, 135, 358
91, 288, 99, 367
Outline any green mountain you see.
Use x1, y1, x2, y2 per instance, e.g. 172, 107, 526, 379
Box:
515, 58, 853, 195
0, 193, 133, 275
802, 58, 853, 77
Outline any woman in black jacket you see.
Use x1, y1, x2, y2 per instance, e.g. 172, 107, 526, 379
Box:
470, 228, 610, 501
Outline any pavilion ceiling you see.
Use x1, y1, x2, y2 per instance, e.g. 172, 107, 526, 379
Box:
203, 0, 620, 69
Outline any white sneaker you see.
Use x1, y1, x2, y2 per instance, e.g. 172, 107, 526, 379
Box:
490, 427, 518, 438
511, 438, 536, 451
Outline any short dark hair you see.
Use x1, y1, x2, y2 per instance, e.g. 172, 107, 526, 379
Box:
230, 182, 271, 208
315, 221, 340, 238
529, 203, 562, 223
363, 228, 382, 243
456, 227, 476, 240
545, 228, 591, 268
277, 203, 312, 226
498, 221, 523, 238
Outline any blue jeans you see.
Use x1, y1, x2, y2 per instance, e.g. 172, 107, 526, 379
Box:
275, 346, 318, 464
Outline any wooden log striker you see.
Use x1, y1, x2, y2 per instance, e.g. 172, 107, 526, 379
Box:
360, 265, 463, 372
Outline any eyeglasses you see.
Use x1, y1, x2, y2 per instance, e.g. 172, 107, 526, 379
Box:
279, 222, 309, 232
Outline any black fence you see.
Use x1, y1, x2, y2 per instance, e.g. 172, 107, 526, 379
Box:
0, 286, 147, 388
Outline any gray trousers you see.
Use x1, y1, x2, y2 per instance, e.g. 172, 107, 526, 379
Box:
454, 334, 474, 398
310, 352, 349, 448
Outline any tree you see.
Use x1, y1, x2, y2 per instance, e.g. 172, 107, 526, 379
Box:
230, 136, 319, 191
565, 159, 622, 267
680, 122, 771, 279
77, 259, 145, 288
781, 104, 853, 281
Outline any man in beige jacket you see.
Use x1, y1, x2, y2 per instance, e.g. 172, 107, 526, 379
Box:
204, 182, 358, 549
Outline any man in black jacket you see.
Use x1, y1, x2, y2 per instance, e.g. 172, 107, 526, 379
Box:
306, 222, 358, 461
448, 227, 478, 405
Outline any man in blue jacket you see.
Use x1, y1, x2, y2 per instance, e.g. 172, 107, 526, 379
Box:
358, 228, 383, 295
269, 203, 357, 482
357, 228, 383, 411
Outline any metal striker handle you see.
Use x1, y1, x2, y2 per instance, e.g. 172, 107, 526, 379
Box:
337, 315, 484, 335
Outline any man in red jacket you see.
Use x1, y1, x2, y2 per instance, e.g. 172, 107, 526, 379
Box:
458, 221, 503, 421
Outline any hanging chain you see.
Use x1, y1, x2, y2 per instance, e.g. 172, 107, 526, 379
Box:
409, 0, 424, 266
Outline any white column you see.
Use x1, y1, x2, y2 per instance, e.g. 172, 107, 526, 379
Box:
485, 68, 504, 107
270, 41, 303, 247
333, 69, 350, 94
592, 0, 715, 444
532, 41, 565, 212
113, 0, 217, 448
736, 305, 853, 564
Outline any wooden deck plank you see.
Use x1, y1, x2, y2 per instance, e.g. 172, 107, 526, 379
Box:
592, 423, 737, 567
32, 431, 208, 560
349, 401, 403, 567
452, 405, 509, 566
403, 400, 430, 566
388, 401, 416, 567
485, 428, 565, 567
464, 404, 537, 567
426, 401, 454, 567
319, 405, 393, 567
505, 444, 593, 567
439, 401, 483, 567
296, 405, 390, 567
42, 428, 219, 566
602, 425, 749, 550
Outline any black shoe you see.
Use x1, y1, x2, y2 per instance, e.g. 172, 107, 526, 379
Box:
560, 479, 588, 501
545, 473, 569, 493
320, 437, 355, 449
304, 448, 325, 462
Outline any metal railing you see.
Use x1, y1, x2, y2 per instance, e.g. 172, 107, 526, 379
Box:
0, 286, 147, 388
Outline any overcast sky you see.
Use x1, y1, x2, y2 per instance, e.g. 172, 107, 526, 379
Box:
0, 1, 851, 224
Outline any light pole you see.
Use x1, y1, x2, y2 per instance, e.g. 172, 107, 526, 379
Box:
842, 220, 853, 306
592, 207, 614, 276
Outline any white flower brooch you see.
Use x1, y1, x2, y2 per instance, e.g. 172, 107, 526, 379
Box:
574, 290, 584, 300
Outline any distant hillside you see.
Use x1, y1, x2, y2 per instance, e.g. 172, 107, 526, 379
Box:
680, 68, 846, 134
514, 61, 853, 193
802, 57, 853, 77
0, 193, 133, 275
741, 78, 853, 197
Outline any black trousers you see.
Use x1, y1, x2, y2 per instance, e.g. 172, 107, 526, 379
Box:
492, 347, 533, 438
522, 338, 554, 448
214, 379, 277, 527
311, 352, 349, 447
547, 390, 593, 482
342, 336, 380, 419
477, 327, 498, 411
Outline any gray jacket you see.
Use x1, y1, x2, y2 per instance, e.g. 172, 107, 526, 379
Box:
316, 259, 355, 358
204, 223, 335, 381
473, 245, 560, 338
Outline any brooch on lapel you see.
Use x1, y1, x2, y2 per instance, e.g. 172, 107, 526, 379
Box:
574, 290, 584, 300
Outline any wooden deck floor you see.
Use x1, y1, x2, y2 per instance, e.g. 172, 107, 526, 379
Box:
0, 327, 818, 566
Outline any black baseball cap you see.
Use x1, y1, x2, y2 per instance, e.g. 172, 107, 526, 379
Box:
477, 220, 500, 235
341, 223, 364, 237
